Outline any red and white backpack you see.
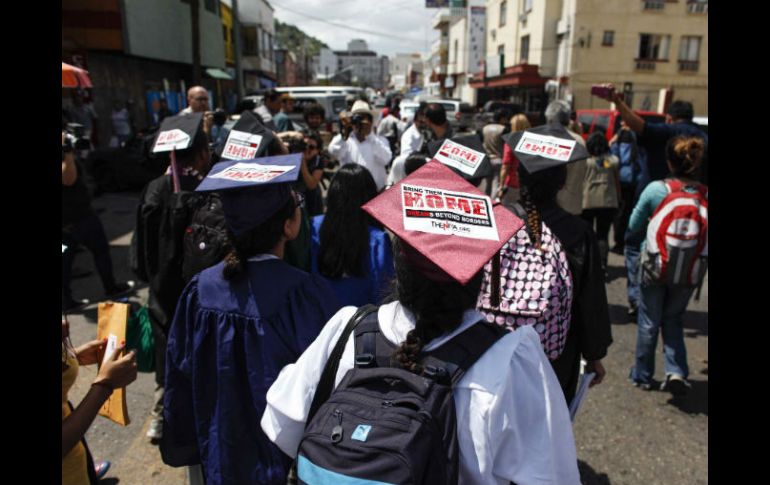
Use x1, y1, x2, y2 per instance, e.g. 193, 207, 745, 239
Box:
641, 179, 708, 288
477, 205, 573, 360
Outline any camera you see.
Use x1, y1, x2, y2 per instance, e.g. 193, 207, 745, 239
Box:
285, 136, 307, 154
64, 123, 92, 151
62, 136, 74, 159
351, 113, 365, 127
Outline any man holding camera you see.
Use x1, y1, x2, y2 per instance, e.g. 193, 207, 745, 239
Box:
328, 100, 392, 191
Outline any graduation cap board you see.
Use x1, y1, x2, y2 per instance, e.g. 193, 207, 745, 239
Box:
152, 112, 203, 153
427, 134, 493, 181
503, 123, 590, 174
362, 160, 524, 284
195, 153, 301, 236
216, 111, 275, 161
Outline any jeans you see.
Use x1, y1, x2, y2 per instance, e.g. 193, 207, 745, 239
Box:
581, 208, 616, 271
625, 246, 641, 308
631, 283, 694, 384
613, 183, 637, 247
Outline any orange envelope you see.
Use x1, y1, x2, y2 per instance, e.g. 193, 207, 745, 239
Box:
96, 301, 131, 426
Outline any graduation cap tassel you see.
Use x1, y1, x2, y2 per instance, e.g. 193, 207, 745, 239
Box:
170, 148, 181, 194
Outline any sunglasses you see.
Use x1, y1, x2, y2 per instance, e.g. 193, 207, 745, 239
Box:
194, 97, 209, 102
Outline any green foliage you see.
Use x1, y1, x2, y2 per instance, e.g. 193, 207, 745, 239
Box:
274, 19, 329, 58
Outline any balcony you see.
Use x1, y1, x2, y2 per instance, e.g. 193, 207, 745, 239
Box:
678, 60, 700, 72
635, 60, 656, 71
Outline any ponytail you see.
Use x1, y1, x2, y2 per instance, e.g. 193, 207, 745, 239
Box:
519, 184, 542, 250
666, 136, 704, 177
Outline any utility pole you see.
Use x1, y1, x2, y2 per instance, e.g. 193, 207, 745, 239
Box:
232, 0, 244, 99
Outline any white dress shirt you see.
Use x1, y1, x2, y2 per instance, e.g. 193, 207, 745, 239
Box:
261, 301, 581, 485
400, 123, 424, 157
328, 132, 392, 190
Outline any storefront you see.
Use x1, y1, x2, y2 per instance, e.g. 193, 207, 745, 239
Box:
470, 64, 548, 121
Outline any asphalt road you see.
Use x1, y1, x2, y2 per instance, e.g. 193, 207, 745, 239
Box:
65, 191, 707, 485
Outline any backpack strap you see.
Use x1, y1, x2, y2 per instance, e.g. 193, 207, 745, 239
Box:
306, 304, 378, 426
422, 321, 508, 387
353, 311, 391, 369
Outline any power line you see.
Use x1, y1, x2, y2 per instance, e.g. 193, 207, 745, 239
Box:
271, 1, 425, 43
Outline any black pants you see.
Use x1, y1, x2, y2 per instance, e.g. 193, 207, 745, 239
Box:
613, 183, 637, 248
581, 208, 616, 271
62, 210, 117, 304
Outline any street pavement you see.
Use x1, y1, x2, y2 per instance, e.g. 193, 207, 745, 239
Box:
66, 190, 707, 485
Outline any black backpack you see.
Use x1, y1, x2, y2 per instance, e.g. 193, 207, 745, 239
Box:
181, 192, 230, 282
293, 305, 506, 485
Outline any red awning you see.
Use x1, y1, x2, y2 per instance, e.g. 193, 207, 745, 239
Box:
62, 62, 93, 89
469, 64, 546, 89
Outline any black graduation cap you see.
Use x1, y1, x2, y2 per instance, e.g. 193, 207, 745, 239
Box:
426, 134, 493, 181
151, 112, 203, 153
503, 123, 589, 174
195, 153, 302, 236
215, 111, 275, 161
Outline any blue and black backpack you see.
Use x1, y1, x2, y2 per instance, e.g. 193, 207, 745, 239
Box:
292, 305, 506, 485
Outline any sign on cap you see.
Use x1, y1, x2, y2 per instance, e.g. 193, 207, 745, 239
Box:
433, 139, 486, 177
514, 132, 576, 162
401, 183, 499, 241
208, 162, 295, 184
151, 113, 203, 154
153, 129, 191, 152
221, 130, 264, 161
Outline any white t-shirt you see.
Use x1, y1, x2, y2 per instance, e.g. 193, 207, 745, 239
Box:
261, 301, 581, 485
328, 133, 392, 190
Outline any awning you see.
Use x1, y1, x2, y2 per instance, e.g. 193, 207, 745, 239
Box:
205, 68, 234, 80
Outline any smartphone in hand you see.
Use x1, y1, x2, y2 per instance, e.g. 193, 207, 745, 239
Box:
591, 85, 612, 98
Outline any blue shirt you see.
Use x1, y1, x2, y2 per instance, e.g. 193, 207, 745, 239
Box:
310, 215, 395, 307
640, 121, 708, 183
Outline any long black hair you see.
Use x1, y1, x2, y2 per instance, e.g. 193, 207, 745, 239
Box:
390, 239, 484, 374
517, 164, 567, 249
222, 196, 296, 280
318, 164, 378, 278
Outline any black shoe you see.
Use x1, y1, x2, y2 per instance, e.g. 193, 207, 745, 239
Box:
63, 298, 91, 313
105, 281, 136, 299
661, 374, 691, 397
628, 302, 638, 319
610, 244, 625, 255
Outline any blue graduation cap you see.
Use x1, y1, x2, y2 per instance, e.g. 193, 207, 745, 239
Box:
196, 153, 302, 236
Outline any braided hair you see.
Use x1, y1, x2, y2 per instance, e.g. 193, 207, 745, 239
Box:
517, 163, 568, 249
390, 239, 484, 374
222, 197, 296, 280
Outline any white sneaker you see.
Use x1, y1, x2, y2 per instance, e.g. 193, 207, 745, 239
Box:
662, 374, 691, 396
146, 418, 163, 440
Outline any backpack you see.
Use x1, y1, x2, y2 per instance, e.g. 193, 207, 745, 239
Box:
640, 179, 708, 289
477, 203, 573, 360
181, 192, 230, 282
293, 305, 506, 485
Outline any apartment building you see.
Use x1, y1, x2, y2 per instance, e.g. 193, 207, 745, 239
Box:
476, 0, 707, 115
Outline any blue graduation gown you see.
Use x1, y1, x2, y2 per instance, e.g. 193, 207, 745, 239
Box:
161, 258, 341, 485
310, 215, 395, 307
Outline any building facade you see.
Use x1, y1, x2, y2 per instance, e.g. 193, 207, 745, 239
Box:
333, 40, 389, 89
475, 0, 708, 116
222, 0, 277, 91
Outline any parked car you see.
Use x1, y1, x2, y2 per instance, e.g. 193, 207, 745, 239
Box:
426, 99, 475, 132
575, 109, 666, 141
243, 92, 347, 133
693, 116, 708, 134
399, 101, 420, 124
474, 100, 524, 130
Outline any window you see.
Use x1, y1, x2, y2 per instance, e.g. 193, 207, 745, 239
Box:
602, 31, 614, 46
637, 33, 670, 60
498, 44, 505, 55
678, 36, 701, 71
524, 0, 532, 12
520, 35, 530, 64
643, 0, 665, 10
454, 39, 459, 64
242, 26, 258, 55
500, 1, 507, 27
687, 0, 708, 13
204, 0, 219, 14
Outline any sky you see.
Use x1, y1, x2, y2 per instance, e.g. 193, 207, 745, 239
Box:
269, 0, 440, 58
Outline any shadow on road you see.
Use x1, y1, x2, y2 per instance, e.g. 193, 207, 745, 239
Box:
605, 265, 626, 284
666, 378, 708, 416
683, 309, 708, 337
98, 479, 119, 485
608, 304, 634, 326
578, 460, 612, 485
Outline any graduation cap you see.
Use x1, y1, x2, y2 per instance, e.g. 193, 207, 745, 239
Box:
151, 112, 203, 154
426, 134, 493, 181
503, 123, 590, 174
195, 153, 302, 236
362, 160, 524, 284
215, 111, 275, 161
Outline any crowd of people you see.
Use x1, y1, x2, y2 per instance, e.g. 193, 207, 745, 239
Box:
62, 82, 708, 485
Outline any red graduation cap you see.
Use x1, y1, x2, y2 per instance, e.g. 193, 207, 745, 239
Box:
362, 160, 525, 284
